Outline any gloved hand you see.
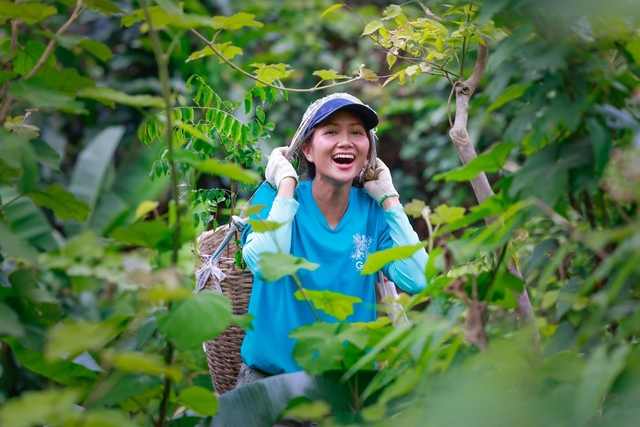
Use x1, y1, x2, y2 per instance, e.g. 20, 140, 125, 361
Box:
265, 146, 298, 189
363, 158, 399, 204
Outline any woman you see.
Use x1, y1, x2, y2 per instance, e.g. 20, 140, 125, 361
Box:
237, 93, 428, 384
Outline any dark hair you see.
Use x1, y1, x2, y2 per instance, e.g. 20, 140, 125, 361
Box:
297, 127, 374, 188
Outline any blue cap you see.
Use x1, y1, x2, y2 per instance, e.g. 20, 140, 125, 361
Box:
303, 97, 378, 139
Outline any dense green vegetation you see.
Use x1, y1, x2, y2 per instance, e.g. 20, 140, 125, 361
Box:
1, 0, 639, 426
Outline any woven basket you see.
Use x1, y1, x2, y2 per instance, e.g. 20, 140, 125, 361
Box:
196, 224, 253, 394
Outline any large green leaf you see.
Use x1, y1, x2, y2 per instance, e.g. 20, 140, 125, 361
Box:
179, 386, 219, 416
78, 87, 164, 108
157, 290, 232, 349
0, 217, 41, 264
186, 43, 243, 63
66, 125, 125, 235
0, 303, 25, 338
294, 289, 362, 321
0, 388, 79, 427
0, 2, 57, 25
104, 351, 182, 381
172, 150, 260, 184
8, 80, 86, 114
211, 371, 375, 426
361, 242, 427, 275
433, 143, 515, 182
29, 139, 61, 170
29, 183, 90, 221
257, 253, 320, 282
52, 34, 114, 61
1, 337, 98, 385
212, 12, 264, 30
0, 186, 58, 252
46, 321, 117, 361
121, 5, 218, 29
96, 374, 162, 406
10, 269, 61, 326
32, 69, 95, 98
487, 83, 531, 112
0, 130, 39, 193
626, 39, 640, 66
290, 323, 369, 375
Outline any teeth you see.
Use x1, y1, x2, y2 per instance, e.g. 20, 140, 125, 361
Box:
333, 154, 354, 160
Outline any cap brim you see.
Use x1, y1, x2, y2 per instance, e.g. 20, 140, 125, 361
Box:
305, 98, 379, 138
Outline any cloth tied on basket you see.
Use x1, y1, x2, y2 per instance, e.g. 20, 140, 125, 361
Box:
195, 215, 248, 293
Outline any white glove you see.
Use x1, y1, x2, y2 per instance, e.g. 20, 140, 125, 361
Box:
363, 158, 399, 203
265, 146, 298, 189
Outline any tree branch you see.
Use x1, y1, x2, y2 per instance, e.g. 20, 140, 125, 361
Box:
448, 37, 541, 354
190, 29, 364, 92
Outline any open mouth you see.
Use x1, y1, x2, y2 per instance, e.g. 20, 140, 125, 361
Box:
332, 154, 355, 166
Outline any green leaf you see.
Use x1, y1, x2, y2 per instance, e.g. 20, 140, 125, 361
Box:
0, 1, 57, 25
0, 388, 79, 427
0, 130, 39, 193
434, 143, 515, 182
134, 200, 159, 221
78, 38, 114, 61
157, 290, 232, 349
251, 63, 294, 85
46, 321, 117, 361
0, 218, 41, 264
213, 12, 264, 30
294, 289, 361, 321
382, 5, 403, 21
321, 4, 344, 17
8, 80, 86, 114
29, 183, 90, 221
362, 20, 384, 35
404, 199, 426, 218
429, 204, 466, 225
68, 409, 140, 427
361, 242, 427, 275
33, 68, 95, 98
290, 323, 369, 375
180, 386, 219, 416
487, 84, 531, 112
246, 218, 288, 233
13, 40, 55, 76
155, 0, 182, 14
109, 220, 171, 248
312, 69, 348, 81
82, 0, 124, 15
282, 400, 331, 422
78, 87, 164, 108
180, 156, 260, 184
257, 253, 320, 282
29, 139, 60, 170
186, 42, 243, 63
625, 39, 640, 66
0, 303, 25, 338
105, 351, 183, 381
2, 337, 98, 385
97, 374, 162, 406
575, 344, 631, 426
4, 121, 40, 140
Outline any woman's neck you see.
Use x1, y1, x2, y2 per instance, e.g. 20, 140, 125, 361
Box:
311, 178, 351, 229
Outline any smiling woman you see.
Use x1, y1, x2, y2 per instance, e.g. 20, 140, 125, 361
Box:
236, 94, 428, 417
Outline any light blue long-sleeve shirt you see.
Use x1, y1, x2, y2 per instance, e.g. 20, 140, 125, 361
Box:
240, 181, 428, 374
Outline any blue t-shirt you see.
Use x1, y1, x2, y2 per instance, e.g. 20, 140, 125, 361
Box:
240, 180, 422, 374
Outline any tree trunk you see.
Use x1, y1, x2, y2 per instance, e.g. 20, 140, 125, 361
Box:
449, 38, 541, 356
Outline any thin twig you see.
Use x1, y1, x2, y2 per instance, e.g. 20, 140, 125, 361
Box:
190, 29, 363, 92
0, 194, 24, 214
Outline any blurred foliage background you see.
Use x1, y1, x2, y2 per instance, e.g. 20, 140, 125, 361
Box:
1, 0, 639, 426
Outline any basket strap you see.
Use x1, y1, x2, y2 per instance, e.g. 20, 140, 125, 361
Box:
195, 217, 249, 293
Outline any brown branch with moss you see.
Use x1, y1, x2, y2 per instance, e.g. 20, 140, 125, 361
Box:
448, 36, 541, 355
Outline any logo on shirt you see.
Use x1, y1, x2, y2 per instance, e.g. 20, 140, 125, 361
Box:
351, 233, 372, 271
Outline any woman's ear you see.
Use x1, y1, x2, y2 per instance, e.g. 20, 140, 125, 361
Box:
301, 143, 313, 162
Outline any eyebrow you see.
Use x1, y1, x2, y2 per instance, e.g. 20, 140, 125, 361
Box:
321, 120, 365, 127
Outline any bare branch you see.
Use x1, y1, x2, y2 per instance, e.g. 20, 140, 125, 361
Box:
465, 37, 489, 92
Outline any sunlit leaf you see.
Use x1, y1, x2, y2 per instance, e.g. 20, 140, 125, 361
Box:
429, 204, 466, 225
29, 183, 90, 221
104, 351, 183, 381
362, 20, 384, 35
404, 199, 426, 218
625, 39, 640, 66
257, 253, 320, 282
213, 12, 264, 30
186, 42, 243, 63
282, 400, 331, 422
157, 290, 232, 349
381, 5, 402, 21
434, 143, 515, 182
46, 321, 117, 360
82, 0, 123, 15
361, 242, 427, 275
0, 1, 57, 25
320, 4, 343, 18
246, 218, 288, 233
134, 200, 159, 221
294, 289, 361, 321
180, 386, 219, 416
313, 69, 348, 81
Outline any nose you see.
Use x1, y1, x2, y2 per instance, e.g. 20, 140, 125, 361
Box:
337, 130, 354, 147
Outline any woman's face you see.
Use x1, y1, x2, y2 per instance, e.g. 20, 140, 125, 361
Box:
301, 110, 370, 186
